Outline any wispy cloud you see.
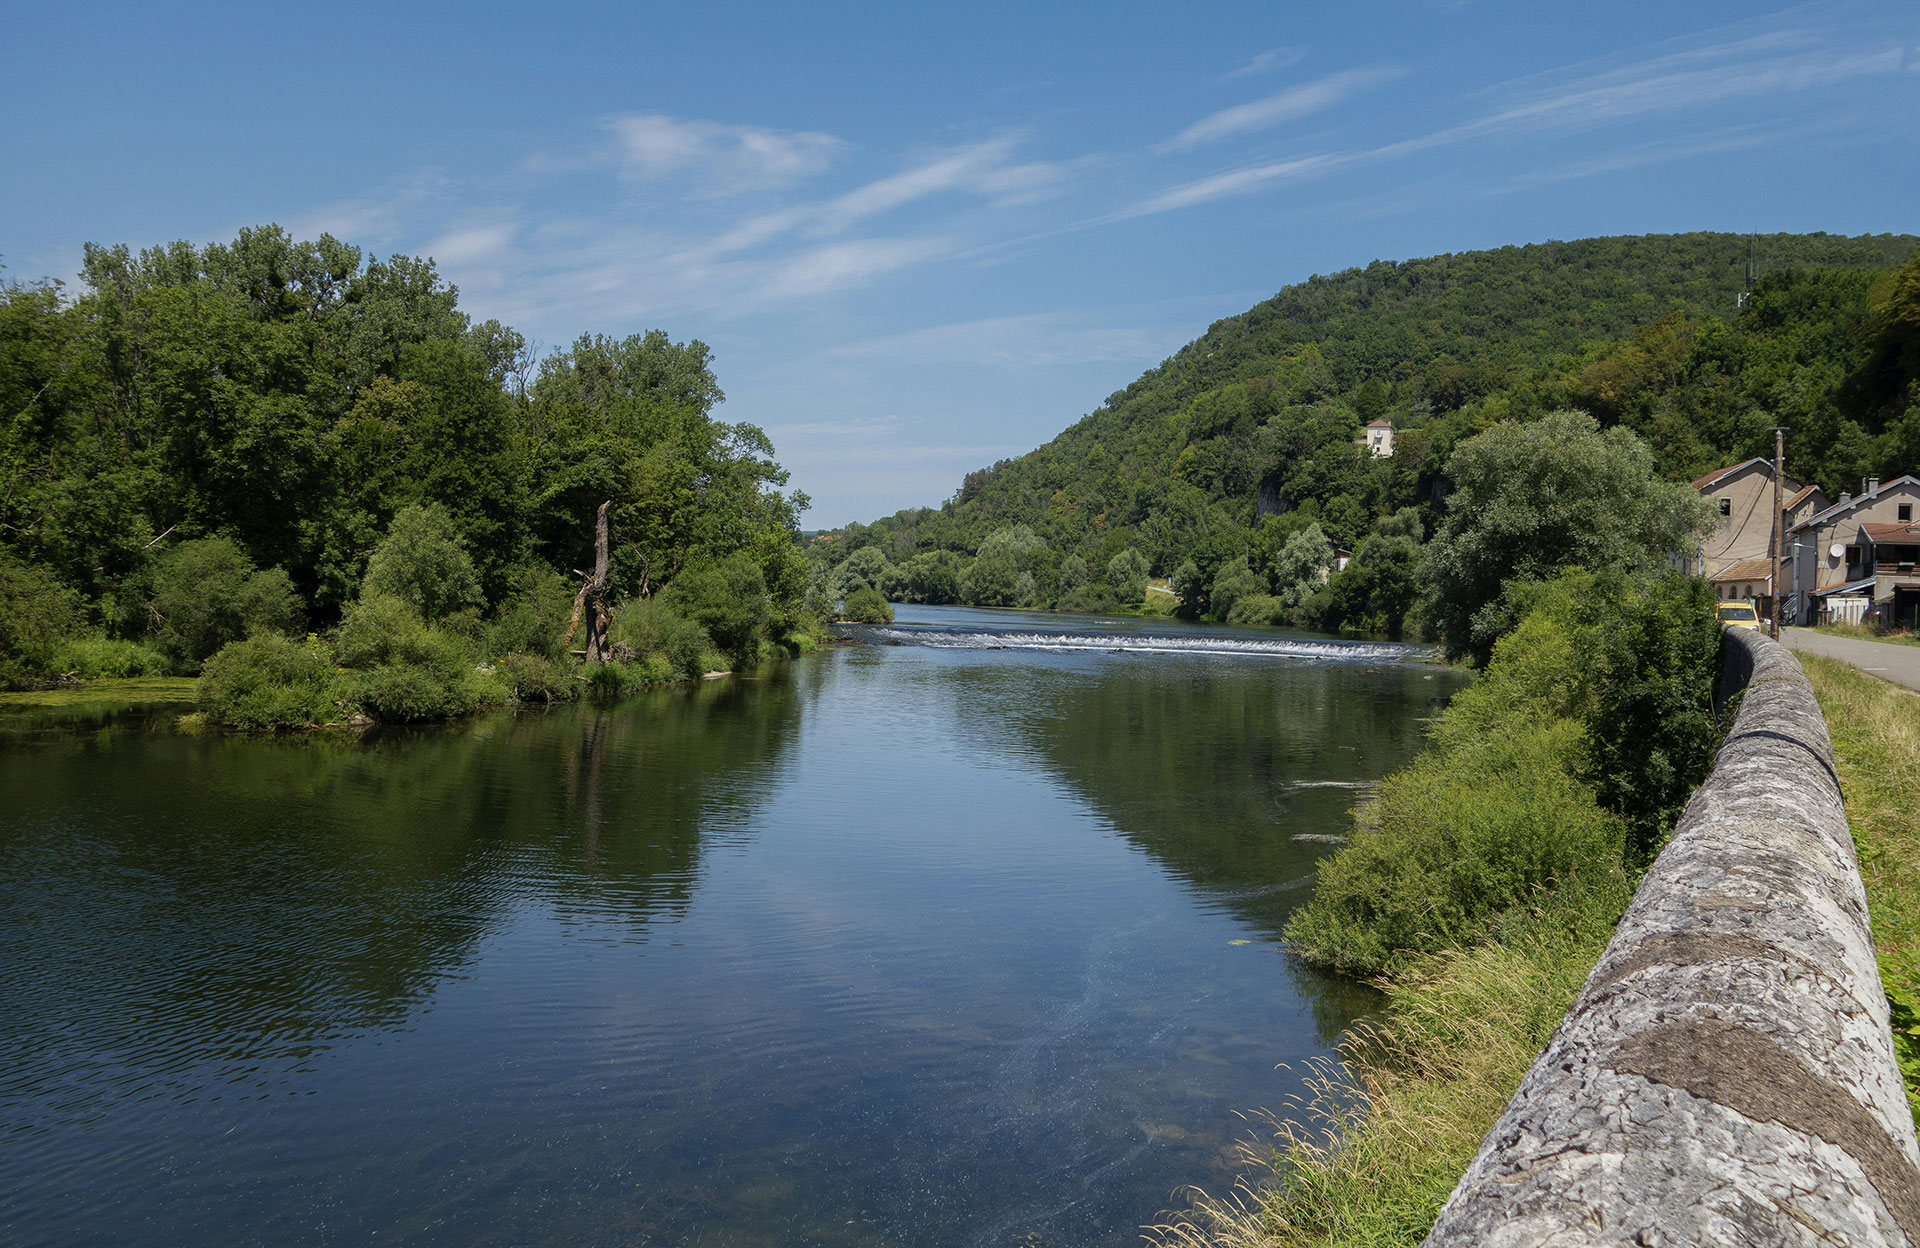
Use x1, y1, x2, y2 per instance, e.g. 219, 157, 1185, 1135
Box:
1157, 67, 1401, 153
1225, 46, 1306, 80
1129, 24, 1909, 216
828, 313, 1183, 367
604, 114, 845, 194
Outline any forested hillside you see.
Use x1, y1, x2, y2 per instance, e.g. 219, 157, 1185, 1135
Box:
0, 226, 814, 705
817, 232, 1920, 635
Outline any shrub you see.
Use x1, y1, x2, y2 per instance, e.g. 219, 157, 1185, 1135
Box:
496, 652, 572, 703
612, 595, 713, 678
361, 503, 485, 622
0, 556, 84, 688
1285, 602, 1632, 975
1226, 594, 1285, 626
196, 634, 342, 729
841, 585, 894, 623
51, 636, 169, 679
697, 650, 732, 676
333, 593, 492, 722
489, 565, 574, 661
667, 554, 771, 659
151, 537, 302, 669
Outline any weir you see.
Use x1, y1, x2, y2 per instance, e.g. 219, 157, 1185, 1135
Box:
1423, 630, 1920, 1246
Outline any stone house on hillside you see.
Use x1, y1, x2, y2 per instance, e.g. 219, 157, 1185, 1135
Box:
1361, 419, 1394, 457
1686, 458, 1829, 606
1786, 475, 1920, 625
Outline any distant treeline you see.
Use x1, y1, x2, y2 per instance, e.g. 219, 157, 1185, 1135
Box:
812, 232, 1920, 639
0, 226, 815, 707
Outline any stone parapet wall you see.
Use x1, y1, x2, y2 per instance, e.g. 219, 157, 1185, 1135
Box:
1423, 629, 1920, 1247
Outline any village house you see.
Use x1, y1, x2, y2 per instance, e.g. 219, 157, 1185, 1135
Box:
1361, 419, 1394, 457
1685, 458, 1829, 610
1786, 475, 1920, 625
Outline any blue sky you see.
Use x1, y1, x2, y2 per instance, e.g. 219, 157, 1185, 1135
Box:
4, 2, 1916, 525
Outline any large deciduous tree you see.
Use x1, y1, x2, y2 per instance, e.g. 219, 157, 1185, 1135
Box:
1419, 410, 1715, 664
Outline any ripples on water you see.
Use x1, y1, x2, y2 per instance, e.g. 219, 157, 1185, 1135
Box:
0, 610, 1464, 1246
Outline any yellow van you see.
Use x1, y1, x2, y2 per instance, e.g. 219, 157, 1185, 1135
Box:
1716, 602, 1762, 631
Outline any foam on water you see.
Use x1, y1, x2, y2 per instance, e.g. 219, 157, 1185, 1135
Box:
843, 622, 1433, 665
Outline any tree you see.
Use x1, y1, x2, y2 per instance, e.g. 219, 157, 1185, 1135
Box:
151, 537, 302, 669
1419, 411, 1716, 663
1106, 547, 1150, 603
361, 503, 485, 622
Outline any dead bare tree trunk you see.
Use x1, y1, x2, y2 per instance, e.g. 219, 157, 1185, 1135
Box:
563, 501, 613, 662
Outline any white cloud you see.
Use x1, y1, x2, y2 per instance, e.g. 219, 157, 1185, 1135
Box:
755, 237, 955, 299
1225, 46, 1305, 80
1125, 154, 1348, 217
828, 313, 1181, 367
604, 113, 845, 194
1158, 67, 1401, 152
424, 223, 515, 266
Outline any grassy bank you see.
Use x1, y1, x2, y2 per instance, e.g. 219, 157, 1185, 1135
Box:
1154, 573, 1724, 1248
1799, 655, 1920, 1122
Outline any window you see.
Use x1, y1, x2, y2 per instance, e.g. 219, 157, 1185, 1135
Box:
1719, 498, 1732, 517
1900, 503, 1913, 522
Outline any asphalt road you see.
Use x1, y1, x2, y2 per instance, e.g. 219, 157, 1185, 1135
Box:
1780, 627, 1920, 693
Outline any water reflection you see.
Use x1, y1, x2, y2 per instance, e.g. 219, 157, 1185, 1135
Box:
0, 633, 1452, 1248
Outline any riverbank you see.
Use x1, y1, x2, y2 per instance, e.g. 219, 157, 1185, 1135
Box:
1155, 574, 1724, 1247
1800, 654, 1920, 1123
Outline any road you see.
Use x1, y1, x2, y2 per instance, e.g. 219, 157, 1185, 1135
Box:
1779, 627, 1920, 693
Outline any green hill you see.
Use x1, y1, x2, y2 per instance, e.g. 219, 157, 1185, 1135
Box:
817, 231, 1920, 630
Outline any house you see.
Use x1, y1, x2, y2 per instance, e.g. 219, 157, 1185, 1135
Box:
1362, 419, 1394, 458
1786, 476, 1920, 625
1687, 459, 1829, 609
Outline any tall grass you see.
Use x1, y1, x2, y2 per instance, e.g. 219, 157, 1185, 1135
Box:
1799, 655, 1920, 1123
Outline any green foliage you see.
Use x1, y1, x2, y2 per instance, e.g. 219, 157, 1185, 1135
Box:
841, 585, 894, 624
332, 593, 491, 722
51, 636, 169, 679
1208, 557, 1266, 622
1324, 509, 1424, 636
361, 503, 485, 622
1287, 572, 1727, 974
487, 565, 574, 662
1105, 547, 1149, 603
151, 537, 303, 670
0, 554, 84, 688
1419, 412, 1715, 664
495, 652, 573, 703
1286, 604, 1632, 974
611, 595, 714, 679
1580, 573, 1726, 860
667, 553, 771, 660
195, 634, 342, 729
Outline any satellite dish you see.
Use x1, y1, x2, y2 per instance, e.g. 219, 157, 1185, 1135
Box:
1829, 543, 1846, 559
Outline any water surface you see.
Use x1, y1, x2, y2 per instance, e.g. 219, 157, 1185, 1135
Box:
0, 608, 1461, 1246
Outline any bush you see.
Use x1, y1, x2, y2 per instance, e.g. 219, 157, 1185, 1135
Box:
612, 595, 713, 678
151, 537, 302, 669
0, 556, 84, 688
361, 503, 485, 622
496, 652, 572, 703
1285, 603, 1631, 975
841, 585, 894, 623
196, 634, 342, 729
489, 565, 574, 661
51, 636, 169, 679
1225, 594, 1285, 625
667, 554, 771, 659
333, 593, 493, 722
697, 650, 732, 675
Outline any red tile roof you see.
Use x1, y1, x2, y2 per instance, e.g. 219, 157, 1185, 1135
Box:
1861, 522, 1920, 544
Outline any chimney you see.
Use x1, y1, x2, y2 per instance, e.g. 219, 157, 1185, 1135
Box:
1840, 491, 1854, 507
1868, 477, 1881, 494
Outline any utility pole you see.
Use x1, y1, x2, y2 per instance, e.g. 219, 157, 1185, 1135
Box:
1772, 427, 1786, 640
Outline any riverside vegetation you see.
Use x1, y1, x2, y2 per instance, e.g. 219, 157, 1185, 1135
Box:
812, 232, 1920, 642
0, 226, 822, 722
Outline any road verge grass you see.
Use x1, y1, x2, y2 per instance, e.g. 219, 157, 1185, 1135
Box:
1799, 654, 1920, 1122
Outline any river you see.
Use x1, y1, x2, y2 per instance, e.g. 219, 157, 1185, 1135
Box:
0, 606, 1463, 1246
